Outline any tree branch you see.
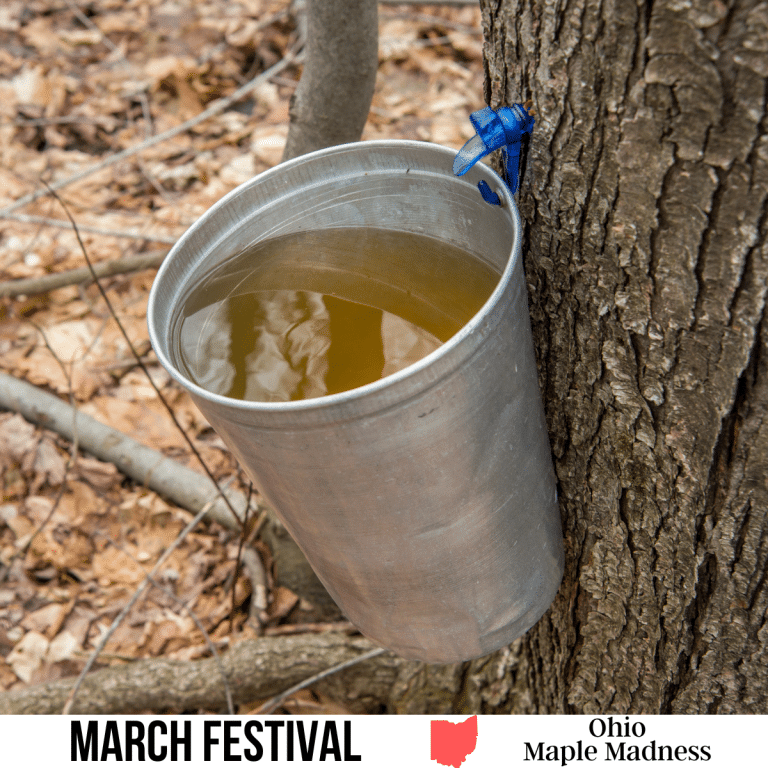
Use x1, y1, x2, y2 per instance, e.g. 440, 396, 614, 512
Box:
378, 1, 477, 5
0, 635, 392, 714
256, 647, 386, 714
0, 250, 168, 298
0, 212, 178, 243
0, 370, 251, 532
0, 370, 340, 615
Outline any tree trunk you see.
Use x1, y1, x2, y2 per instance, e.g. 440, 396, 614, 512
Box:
462, 0, 768, 713
282, 0, 378, 161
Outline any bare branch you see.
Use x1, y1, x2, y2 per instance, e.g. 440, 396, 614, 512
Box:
47, 188, 249, 533
380, 9, 481, 33
0, 370, 255, 532
0, 250, 168, 299
0, 212, 179, 243
256, 647, 387, 714
241, 546, 269, 631
264, 621, 357, 636
378, 0, 477, 4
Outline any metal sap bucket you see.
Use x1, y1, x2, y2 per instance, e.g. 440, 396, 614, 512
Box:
147, 141, 564, 663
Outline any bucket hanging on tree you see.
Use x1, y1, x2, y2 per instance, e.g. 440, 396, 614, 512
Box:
147, 138, 563, 663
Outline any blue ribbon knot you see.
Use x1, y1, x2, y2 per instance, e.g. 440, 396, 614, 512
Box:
453, 103, 535, 205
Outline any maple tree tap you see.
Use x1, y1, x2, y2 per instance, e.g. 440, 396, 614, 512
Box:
453, 100, 535, 204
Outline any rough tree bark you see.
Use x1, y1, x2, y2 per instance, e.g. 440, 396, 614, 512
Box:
281, 0, 378, 161
455, 0, 767, 713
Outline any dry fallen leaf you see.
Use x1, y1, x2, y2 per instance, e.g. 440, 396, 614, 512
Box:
47, 630, 81, 663
30, 438, 67, 490
76, 455, 120, 491
0, 414, 38, 466
6, 630, 49, 684
266, 585, 300, 622
20, 603, 68, 638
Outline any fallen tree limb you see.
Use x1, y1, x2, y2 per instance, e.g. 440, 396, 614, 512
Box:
0, 373, 472, 715
378, 1, 477, 5
0, 250, 168, 299
0, 370, 249, 531
0, 631, 470, 715
0, 632, 470, 715
0, 635, 392, 714
257, 647, 387, 714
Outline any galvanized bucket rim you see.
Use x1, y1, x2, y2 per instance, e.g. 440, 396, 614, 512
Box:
148, 139, 522, 413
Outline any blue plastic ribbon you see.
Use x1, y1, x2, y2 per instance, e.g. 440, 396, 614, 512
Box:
453, 103, 535, 204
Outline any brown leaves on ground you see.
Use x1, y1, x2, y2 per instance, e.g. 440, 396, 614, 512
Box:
0, 0, 484, 712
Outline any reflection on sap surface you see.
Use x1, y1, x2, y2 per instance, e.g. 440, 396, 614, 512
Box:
179, 289, 443, 402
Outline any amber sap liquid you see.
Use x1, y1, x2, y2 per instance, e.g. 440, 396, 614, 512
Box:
174, 228, 501, 402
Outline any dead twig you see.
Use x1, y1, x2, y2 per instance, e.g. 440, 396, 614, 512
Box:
62, 0, 121, 54
0, 212, 179, 243
12, 115, 122, 128
378, 0, 478, 5
0, 250, 168, 299
229, 484, 257, 635
256, 647, 387, 714
46, 186, 248, 535
264, 621, 357, 636
241, 547, 269, 631
378, 0, 480, 8
89, 352, 156, 374
384, 16, 480, 35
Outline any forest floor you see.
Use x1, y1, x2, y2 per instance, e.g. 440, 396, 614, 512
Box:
0, 0, 485, 713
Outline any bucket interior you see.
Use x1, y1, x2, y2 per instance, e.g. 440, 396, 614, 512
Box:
150, 142, 520, 395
